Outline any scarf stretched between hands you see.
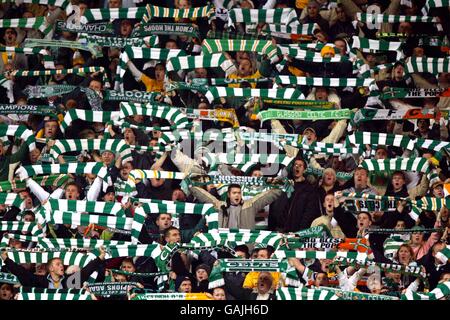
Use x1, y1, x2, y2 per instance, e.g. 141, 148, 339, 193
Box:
86, 282, 138, 296
305, 167, 354, 181
55, 20, 114, 35
228, 8, 299, 28
351, 108, 438, 126
104, 90, 159, 103
49, 139, 132, 164
23, 84, 76, 98
401, 281, 450, 300
0, 104, 55, 116
0, 124, 36, 151
275, 75, 375, 88
351, 36, 404, 59
346, 131, 450, 153
12, 67, 110, 88
60, 109, 120, 133
79, 34, 159, 49
15, 163, 111, 184
131, 23, 200, 38
320, 286, 399, 300
258, 108, 352, 124
81, 7, 147, 24
331, 257, 428, 285
276, 287, 341, 300
356, 13, 441, 24
48, 211, 133, 230
361, 158, 430, 174
0, 16, 52, 36
205, 87, 305, 104
278, 45, 348, 63
119, 102, 190, 130
182, 108, 240, 128
24, 38, 101, 58
166, 53, 236, 74
272, 250, 369, 261
114, 47, 186, 90
142, 4, 215, 23
0, 46, 54, 68
201, 153, 294, 173
380, 87, 450, 99
0, 221, 43, 237
109, 269, 169, 278
131, 292, 212, 300
42, 199, 125, 218
257, 23, 318, 36
16, 292, 93, 300
421, 0, 450, 15
37, 238, 128, 250
406, 57, 450, 74
124, 169, 186, 194
202, 39, 278, 63
157, 128, 236, 146
0, 174, 69, 192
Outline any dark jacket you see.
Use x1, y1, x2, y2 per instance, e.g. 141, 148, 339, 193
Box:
281, 180, 321, 232
3, 256, 105, 288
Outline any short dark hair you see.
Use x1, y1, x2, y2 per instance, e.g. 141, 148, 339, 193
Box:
227, 184, 241, 193
163, 226, 179, 239
65, 182, 81, 194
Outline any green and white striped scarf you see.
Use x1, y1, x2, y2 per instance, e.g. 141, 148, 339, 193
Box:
119, 102, 190, 130
275, 76, 375, 88
201, 153, 294, 173
190, 231, 286, 250
22, 85, 76, 98
361, 158, 430, 174
37, 238, 128, 250
0, 16, 52, 35
0, 272, 19, 285
435, 246, 450, 264
276, 287, 341, 300
48, 211, 133, 230
383, 236, 407, 261
356, 13, 440, 24
60, 109, 120, 133
351, 36, 403, 59
13, 67, 110, 88
0, 193, 25, 209
125, 169, 185, 194
346, 131, 450, 153
42, 199, 125, 218
258, 109, 352, 124
115, 47, 186, 90
158, 128, 236, 146
402, 281, 450, 300
272, 250, 369, 262
320, 286, 399, 300
166, 53, 236, 74
25, 38, 101, 58
50, 139, 132, 164
0, 46, 54, 68
16, 163, 110, 183
278, 45, 348, 62
259, 23, 318, 36
228, 8, 299, 28
0, 174, 68, 192
131, 201, 218, 243
81, 7, 147, 23
0, 222, 43, 237
202, 39, 278, 63
341, 192, 400, 212
17, 292, 93, 300
406, 57, 450, 74
205, 87, 305, 103
142, 4, 214, 23
421, 0, 450, 15
0, 124, 36, 151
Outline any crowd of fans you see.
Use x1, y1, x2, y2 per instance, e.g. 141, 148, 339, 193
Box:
0, 0, 449, 301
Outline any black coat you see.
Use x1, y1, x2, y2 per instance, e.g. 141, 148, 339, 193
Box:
282, 180, 321, 232
3, 257, 105, 288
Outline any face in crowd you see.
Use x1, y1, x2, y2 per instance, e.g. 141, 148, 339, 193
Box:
227, 186, 242, 206
353, 168, 369, 190
156, 213, 172, 231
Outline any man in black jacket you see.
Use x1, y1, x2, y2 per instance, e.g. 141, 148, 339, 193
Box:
0, 246, 106, 289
